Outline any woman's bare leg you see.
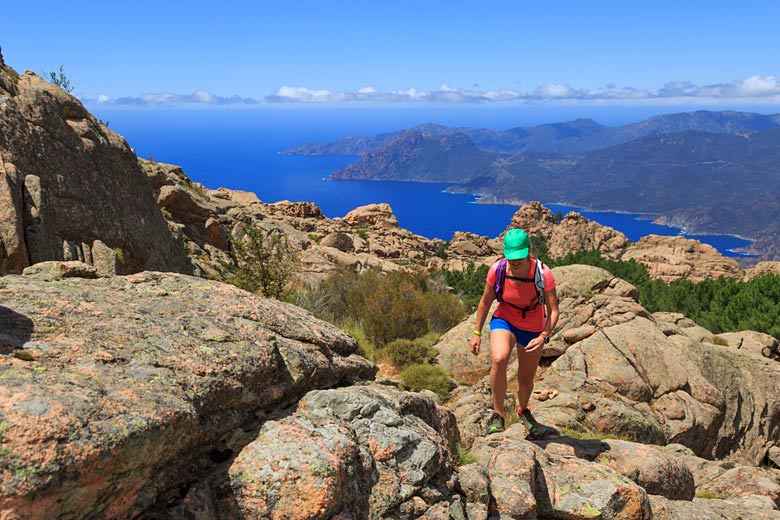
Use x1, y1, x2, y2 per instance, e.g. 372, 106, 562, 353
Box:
515, 343, 544, 411
490, 329, 516, 416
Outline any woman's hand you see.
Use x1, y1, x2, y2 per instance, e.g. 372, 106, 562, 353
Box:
524, 335, 545, 352
469, 334, 481, 356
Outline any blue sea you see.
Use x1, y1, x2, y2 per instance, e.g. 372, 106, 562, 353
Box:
93, 106, 755, 257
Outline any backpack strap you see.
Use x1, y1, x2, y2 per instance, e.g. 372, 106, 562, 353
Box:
534, 259, 546, 316
494, 258, 508, 302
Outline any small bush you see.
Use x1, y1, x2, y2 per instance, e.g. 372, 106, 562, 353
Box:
435, 241, 449, 259
382, 338, 437, 368
363, 274, 428, 347
711, 335, 730, 346
47, 64, 74, 93
399, 364, 452, 401
297, 266, 464, 347
441, 262, 490, 312
695, 490, 720, 499
338, 319, 376, 362
455, 444, 478, 466
223, 218, 294, 299
424, 290, 467, 334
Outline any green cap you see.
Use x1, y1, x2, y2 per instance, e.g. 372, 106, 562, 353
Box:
503, 228, 530, 260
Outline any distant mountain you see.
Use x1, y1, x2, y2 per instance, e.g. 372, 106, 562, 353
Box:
331, 130, 498, 182
657, 195, 780, 257
285, 110, 780, 156
330, 124, 780, 257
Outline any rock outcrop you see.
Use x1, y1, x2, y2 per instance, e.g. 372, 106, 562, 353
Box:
0, 66, 191, 276
745, 261, 780, 281
621, 234, 745, 283
0, 268, 375, 519
144, 160, 501, 286
509, 202, 629, 259
163, 385, 460, 519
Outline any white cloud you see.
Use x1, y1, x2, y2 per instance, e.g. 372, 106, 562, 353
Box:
81, 90, 259, 106
482, 89, 524, 101
81, 75, 780, 107
192, 90, 216, 103
534, 83, 574, 98
271, 86, 346, 102
730, 75, 780, 97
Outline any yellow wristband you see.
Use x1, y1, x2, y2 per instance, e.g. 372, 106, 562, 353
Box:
473, 329, 482, 336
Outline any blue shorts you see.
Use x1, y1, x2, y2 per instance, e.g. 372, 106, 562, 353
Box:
489, 317, 541, 348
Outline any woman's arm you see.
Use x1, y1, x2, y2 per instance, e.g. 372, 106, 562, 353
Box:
470, 282, 496, 356
524, 288, 559, 352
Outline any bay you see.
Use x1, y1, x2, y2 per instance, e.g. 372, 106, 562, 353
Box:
93, 107, 754, 257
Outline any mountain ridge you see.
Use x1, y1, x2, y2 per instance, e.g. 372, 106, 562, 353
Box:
286, 109, 780, 156
327, 124, 780, 260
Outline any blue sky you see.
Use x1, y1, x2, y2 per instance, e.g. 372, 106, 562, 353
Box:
2, 0, 779, 107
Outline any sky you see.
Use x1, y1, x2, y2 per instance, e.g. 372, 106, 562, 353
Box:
2, 0, 779, 108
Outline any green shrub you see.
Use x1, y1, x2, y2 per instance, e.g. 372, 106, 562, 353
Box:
338, 319, 376, 362
223, 218, 294, 299
529, 233, 551, 264
364, 276, 428, 346
441, 262, 490, 312
382, 338, 437, 368
47, 64, 74, 93
455, 444, 478, 466
298, 267, 463, 348
424, 290, 466, 334
435, 241, 449, 259
399, 364, 452, 401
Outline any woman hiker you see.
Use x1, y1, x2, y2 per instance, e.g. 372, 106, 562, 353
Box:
469, 228, 560, 436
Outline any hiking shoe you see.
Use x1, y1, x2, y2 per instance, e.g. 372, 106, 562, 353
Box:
517, 407, 543, 437
487, 412, 505, 434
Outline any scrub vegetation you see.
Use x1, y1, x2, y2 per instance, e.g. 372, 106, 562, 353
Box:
295, 266, 466, 392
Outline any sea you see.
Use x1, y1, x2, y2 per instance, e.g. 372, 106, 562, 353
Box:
92, 105, 757, 257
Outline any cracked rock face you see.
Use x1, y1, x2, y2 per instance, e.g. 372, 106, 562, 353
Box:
156, 384, 460, 520
0, 68, 191, 275
0, 270, 375, 519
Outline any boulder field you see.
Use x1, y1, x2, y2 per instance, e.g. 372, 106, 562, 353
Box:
1, 262, 779, 519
